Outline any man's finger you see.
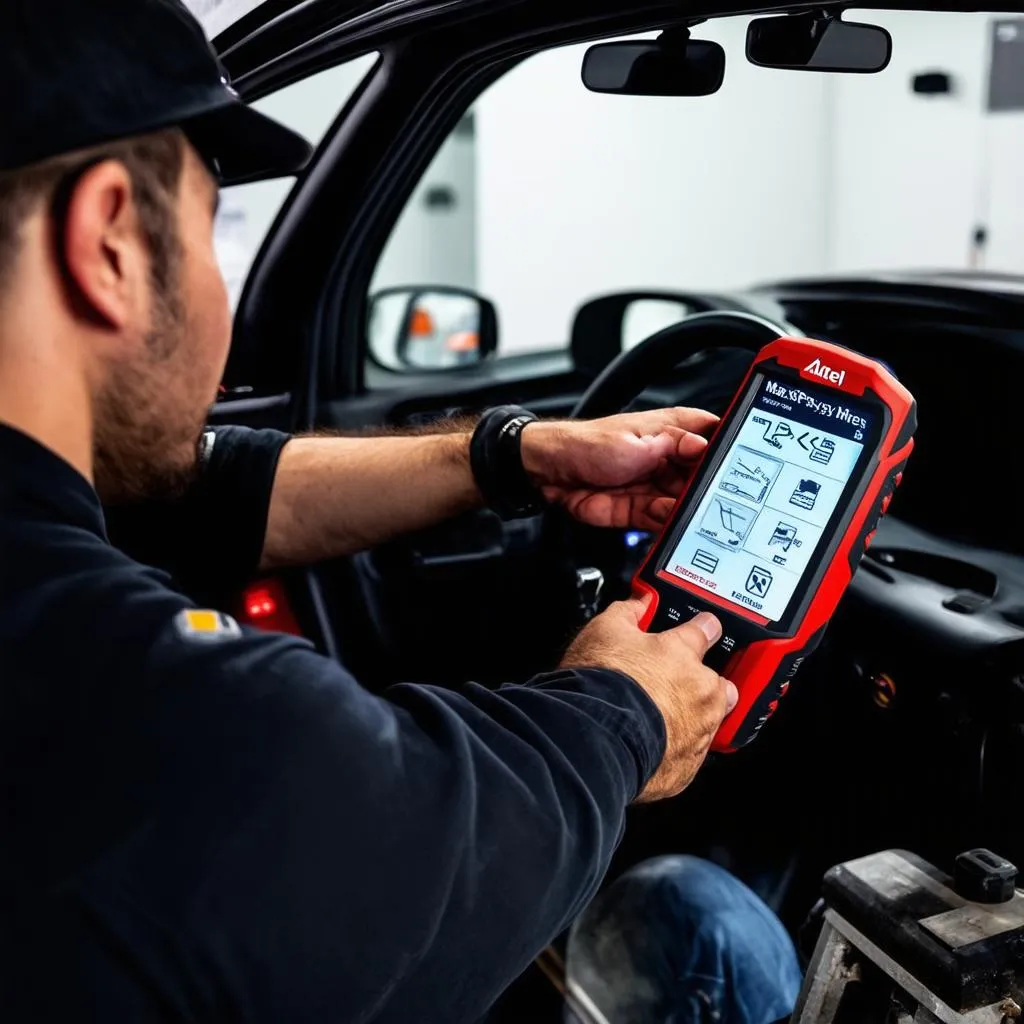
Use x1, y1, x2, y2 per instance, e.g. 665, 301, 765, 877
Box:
652, 463, 689, 497
659, 407, 720, 437
628, 425, 709, 460
669, 430, 709, 462
603, 429, 706, 489
642, 495, 677, 526
706, 677, 739, 739
723, 678, 739, 713
622, 430, 680, 468
553, 490, 620, 528
661, 611, 723, 657
615, 407, 719, 438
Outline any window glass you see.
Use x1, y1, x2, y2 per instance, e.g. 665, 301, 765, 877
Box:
370, 12, 1024, 366
373, 115, 479, 294
215, 54, 378, 308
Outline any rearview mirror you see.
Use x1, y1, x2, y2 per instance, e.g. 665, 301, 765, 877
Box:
746, 13, 891, 73
582, 30, 726, 97
367, 287, 498, 372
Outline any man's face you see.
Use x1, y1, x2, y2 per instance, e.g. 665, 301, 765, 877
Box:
93, 145, 231, 504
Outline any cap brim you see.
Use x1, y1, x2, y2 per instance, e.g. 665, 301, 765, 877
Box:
183, 99, 313, 186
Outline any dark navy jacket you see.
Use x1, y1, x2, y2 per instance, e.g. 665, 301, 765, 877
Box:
0, 423, 665, 1023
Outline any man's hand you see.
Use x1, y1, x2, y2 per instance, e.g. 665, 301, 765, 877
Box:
520, 408, 718, 531
561, 598, 738, 802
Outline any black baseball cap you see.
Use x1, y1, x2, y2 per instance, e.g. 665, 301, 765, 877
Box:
2, 0, 313, 186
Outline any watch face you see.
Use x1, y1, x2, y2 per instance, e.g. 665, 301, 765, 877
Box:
660, 373, 878, 622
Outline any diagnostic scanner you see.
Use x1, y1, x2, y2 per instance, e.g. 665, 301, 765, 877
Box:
633, 337, 916, 752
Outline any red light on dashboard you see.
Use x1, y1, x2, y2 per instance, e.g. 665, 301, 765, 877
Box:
237, 578, 303, 636
245, 587, 277, 620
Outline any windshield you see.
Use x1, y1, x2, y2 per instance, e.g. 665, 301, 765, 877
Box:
371, 10, 1024, 363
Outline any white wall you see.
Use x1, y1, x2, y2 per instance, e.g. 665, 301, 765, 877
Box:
475, 21, 834, 354
829, 12, 993, 273
984, 114, 1024, 271
973, 20, 1024, 271
830, 11, 1024, 276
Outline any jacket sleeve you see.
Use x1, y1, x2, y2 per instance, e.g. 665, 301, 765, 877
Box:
104, 426, 289, 599
73, 604, 666, 1024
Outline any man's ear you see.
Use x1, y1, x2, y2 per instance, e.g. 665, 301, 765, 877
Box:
61, 160, 146, 331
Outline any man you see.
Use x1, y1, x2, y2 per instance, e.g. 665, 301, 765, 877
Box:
1, 1, 797, 1021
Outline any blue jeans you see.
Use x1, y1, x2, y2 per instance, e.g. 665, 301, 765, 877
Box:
565, 856, 802, 1024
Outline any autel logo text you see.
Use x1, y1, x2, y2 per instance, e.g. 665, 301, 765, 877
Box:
804, 358, 845, 387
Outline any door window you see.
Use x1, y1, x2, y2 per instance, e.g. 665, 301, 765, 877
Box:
215, 54, 378, 309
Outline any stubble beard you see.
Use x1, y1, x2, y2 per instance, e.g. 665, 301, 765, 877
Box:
92, 281, 205, 506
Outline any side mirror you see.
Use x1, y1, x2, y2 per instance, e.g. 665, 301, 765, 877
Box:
367, 287, 498, 372
746, 13, 892, 74
582, 30, 726, 97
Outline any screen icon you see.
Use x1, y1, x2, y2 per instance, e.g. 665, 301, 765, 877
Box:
809, 437, 835, 465
719, 446, 783, 506
745, 566, 773, 598
692, 549, 720, 574
768, 521, 801, 553
762, 421, 793, 449
699, 496, 756, 549
789, 478, 821, 511
797, 432, 836, 466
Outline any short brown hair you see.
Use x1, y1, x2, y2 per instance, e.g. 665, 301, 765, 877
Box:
0, 129, 186, 295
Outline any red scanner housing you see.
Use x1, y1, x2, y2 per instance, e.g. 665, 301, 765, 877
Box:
632, 337, 916, 752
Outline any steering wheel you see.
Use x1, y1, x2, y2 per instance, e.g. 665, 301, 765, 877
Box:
571, 311, 802, 420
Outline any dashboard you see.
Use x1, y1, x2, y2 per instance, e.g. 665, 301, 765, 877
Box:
327, 274, 1024, 921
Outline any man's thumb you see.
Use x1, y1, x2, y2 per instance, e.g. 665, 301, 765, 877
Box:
664, 611, 722, 657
